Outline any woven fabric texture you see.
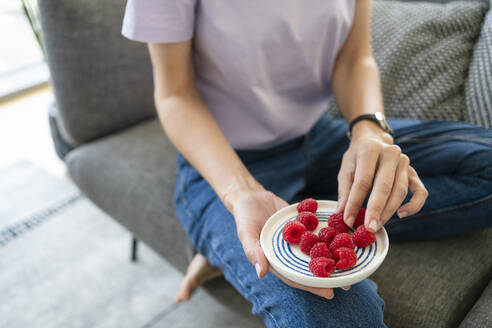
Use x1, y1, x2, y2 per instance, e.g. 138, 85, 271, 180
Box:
328, 1, 488, 122
466, 1, 492, 128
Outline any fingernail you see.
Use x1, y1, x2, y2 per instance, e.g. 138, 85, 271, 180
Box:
342, 286, 351, 291
325, 293, 334, 300
369, 220, 379, 232
398, 211, 408, 218
255, 263, 261, 278
345, 216, 355, 227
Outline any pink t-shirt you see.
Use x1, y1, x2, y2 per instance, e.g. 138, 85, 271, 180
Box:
123, 1, 355, 150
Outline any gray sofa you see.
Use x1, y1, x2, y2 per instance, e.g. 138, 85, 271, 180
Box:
39, 0, 492, 327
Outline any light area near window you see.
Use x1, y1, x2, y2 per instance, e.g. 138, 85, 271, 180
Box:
0, 85, 65, 179
0, 1, 48, 99
0, 1, 43, 73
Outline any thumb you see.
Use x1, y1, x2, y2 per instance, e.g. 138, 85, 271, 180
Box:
273, 196, 289, 211
240, 232, 269, 278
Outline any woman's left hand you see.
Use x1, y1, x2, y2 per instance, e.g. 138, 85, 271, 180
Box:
336, 121, 429, 232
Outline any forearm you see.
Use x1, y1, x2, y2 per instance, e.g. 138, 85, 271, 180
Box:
156, 93, 262, 211
332, 57, 392, 141
332, 56, 384, 123
329, 0, 391, 140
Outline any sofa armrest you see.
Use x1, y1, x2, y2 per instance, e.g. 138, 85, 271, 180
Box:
459, 279, 492, 328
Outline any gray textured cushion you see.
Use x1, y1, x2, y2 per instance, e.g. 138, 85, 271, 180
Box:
466, 1, 492, 128
39, 0, 155, 145
459, 280, 492, 327
65, 120, 190, 272
328, 1, 488, 121
372, 228, 492, 328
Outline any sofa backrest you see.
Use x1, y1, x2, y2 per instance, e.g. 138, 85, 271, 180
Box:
465, 0, 492, 128
39, 0, 155, 146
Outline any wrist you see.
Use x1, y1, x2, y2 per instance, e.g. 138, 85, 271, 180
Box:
221, 178, 264, 213
351, 120, 394, 144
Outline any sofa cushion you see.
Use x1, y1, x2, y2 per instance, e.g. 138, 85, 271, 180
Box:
328, 0, 488, 122
39, 0, 155, 145
65, 120, 190, 272
459, 279, 492, 328
372, 228, 492, 328
466, 1, 492, 128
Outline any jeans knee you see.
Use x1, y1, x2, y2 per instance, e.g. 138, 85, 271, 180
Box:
259, 280, 386, 328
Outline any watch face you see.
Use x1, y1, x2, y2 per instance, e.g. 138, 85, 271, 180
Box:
348, 112, 393, 139
374, 112, 392, 135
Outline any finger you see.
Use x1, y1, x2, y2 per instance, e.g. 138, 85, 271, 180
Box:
336, 152, 356, 213
343, 146, 380, 228
379, 154, 409, 224
238, 224, 269, 278
270, 267, 335, 299
397, 167, 428, 218
365, 145, 402, 232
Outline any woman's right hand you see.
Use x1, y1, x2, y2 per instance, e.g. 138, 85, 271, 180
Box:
227, 189, 340, 299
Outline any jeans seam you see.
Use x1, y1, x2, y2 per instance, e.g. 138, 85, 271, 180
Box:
177, 184, 281, 328
386, 193, 492, 227
396, 134, 492, 146
393, 124, 474, 140
178, 167, 197, 230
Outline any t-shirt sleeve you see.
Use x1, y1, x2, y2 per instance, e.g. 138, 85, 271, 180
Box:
122, 0, 197, 43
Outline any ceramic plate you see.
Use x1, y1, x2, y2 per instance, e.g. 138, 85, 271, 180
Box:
260, 200, 389, 288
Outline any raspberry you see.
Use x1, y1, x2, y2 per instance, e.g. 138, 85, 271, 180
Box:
297, 198, 318, 213
318, 226, 337, 244
309, 242, 332, 259
282, 221, 307, 244
352, 225, 376, 248
353, 208, 366, 228
309, 257, 335, 277
299, 231, 320, 255
334, 247, 357, 270
328, 212, 350, 233
329, 233, 355, 252
296, 211, 318, 231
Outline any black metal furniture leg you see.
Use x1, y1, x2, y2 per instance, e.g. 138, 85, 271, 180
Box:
131, 237, 138, 262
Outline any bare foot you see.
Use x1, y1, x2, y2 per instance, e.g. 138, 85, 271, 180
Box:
174, 253, 223, 303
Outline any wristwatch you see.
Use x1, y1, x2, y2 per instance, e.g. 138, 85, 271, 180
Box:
347, 112, 393, 140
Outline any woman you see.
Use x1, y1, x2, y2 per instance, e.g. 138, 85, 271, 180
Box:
122, 0, 492, 326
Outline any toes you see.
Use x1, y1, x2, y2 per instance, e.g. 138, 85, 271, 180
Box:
174, 277, 196, 303
175, 253, 224, 303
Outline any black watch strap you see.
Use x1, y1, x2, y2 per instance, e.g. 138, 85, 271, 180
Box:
347, 112, 393, 139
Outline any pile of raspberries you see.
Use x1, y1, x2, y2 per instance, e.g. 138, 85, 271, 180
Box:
282, 198, 375, 278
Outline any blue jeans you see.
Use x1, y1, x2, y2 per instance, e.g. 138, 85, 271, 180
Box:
174, 115, 492, 327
